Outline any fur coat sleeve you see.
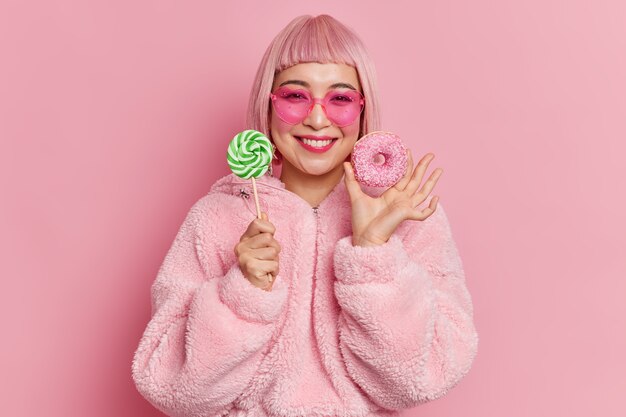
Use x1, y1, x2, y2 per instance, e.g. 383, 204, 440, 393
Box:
131, 197, 288, 417
333, 202, 479, 410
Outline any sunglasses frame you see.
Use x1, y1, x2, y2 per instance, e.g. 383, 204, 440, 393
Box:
269, 86, 365, 127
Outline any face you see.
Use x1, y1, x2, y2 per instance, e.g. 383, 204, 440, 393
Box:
270, 62, 362, 179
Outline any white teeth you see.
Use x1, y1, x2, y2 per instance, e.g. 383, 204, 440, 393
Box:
301, 138, 332, 147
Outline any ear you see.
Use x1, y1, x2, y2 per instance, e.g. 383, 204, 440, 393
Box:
269, 137, 282, 162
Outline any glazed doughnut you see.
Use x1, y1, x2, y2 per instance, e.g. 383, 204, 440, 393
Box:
351, 131, 408, 187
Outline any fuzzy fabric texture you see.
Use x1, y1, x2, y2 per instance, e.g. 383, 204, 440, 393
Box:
131, 172, 479, 417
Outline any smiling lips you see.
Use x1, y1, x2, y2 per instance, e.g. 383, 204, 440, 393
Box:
294, 135, 337, 153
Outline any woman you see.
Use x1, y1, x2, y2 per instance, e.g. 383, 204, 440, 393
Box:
132, 14, 478, 417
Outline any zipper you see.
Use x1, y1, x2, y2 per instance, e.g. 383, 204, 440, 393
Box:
312, 206, 319, 283
311, 207, 320, 290
311, 205, 319, 323
310, 204, 324, 385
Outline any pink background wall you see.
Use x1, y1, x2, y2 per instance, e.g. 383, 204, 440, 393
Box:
2, 0, 624, 416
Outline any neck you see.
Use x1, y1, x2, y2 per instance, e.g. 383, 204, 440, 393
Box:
280, 163, 344, 208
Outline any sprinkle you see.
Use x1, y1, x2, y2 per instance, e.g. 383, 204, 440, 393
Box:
351, 131, 408, 187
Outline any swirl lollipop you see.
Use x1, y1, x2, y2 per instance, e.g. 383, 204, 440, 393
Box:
227, 130, 274, 181
227, 129, 276, 283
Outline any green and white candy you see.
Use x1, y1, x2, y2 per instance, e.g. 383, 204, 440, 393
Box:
227, 130, 274, 179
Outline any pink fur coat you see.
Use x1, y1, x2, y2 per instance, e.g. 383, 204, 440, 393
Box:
132, 172, 478, 417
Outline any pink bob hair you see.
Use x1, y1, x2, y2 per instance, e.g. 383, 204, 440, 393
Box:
246, 14, 381, 141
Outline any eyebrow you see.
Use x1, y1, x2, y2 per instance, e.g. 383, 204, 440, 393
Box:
279, 79, 358, 90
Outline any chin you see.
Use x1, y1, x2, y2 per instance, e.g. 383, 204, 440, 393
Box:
302, 163, 341, 177
300, 167, 329, 177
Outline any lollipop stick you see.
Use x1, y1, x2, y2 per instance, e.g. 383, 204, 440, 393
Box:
250, 177, 273, 284
251, 177, 262, 219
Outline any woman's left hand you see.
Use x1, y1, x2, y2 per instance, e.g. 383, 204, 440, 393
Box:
343, 150, 443, 247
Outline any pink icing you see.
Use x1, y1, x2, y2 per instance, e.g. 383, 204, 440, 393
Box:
351, 131, 408, 187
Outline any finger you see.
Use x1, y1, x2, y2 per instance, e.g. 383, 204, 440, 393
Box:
242, 232, 275, 249
343, 162, 365, 202
251, 260, 279, 279
260, 281, 272, 292
260, 212, 277, 234
268, 238, 281, 254
239, 234, 281, 256
404, 153, 436, 196
265, 257, 280, 286
255, 234, 281, 253
241, 214, 276, 240
248, 270, 277, 291
407, 195, 439, 221
410, 167, 443, 206
248, 246, 280, 261
260, 274, 276, 291
393, 149, 413, 191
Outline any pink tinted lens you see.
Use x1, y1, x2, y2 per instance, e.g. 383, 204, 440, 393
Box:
323, 90, 363, 126
271, 88, 312, 125
271, 87, 364, 126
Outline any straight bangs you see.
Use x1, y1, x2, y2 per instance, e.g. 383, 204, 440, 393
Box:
275, 17, 358, 72
247, 15, 381, 146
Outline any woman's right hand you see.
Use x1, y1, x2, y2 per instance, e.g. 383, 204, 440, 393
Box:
234, 212, 281, 291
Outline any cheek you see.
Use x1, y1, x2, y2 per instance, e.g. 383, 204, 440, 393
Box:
269, 112, 295, 160
341, 120, 361, 140
341, 121, 361, 163
270, 111, 295, 136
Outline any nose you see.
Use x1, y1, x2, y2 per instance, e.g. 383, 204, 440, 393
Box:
303, 100, 332, 130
